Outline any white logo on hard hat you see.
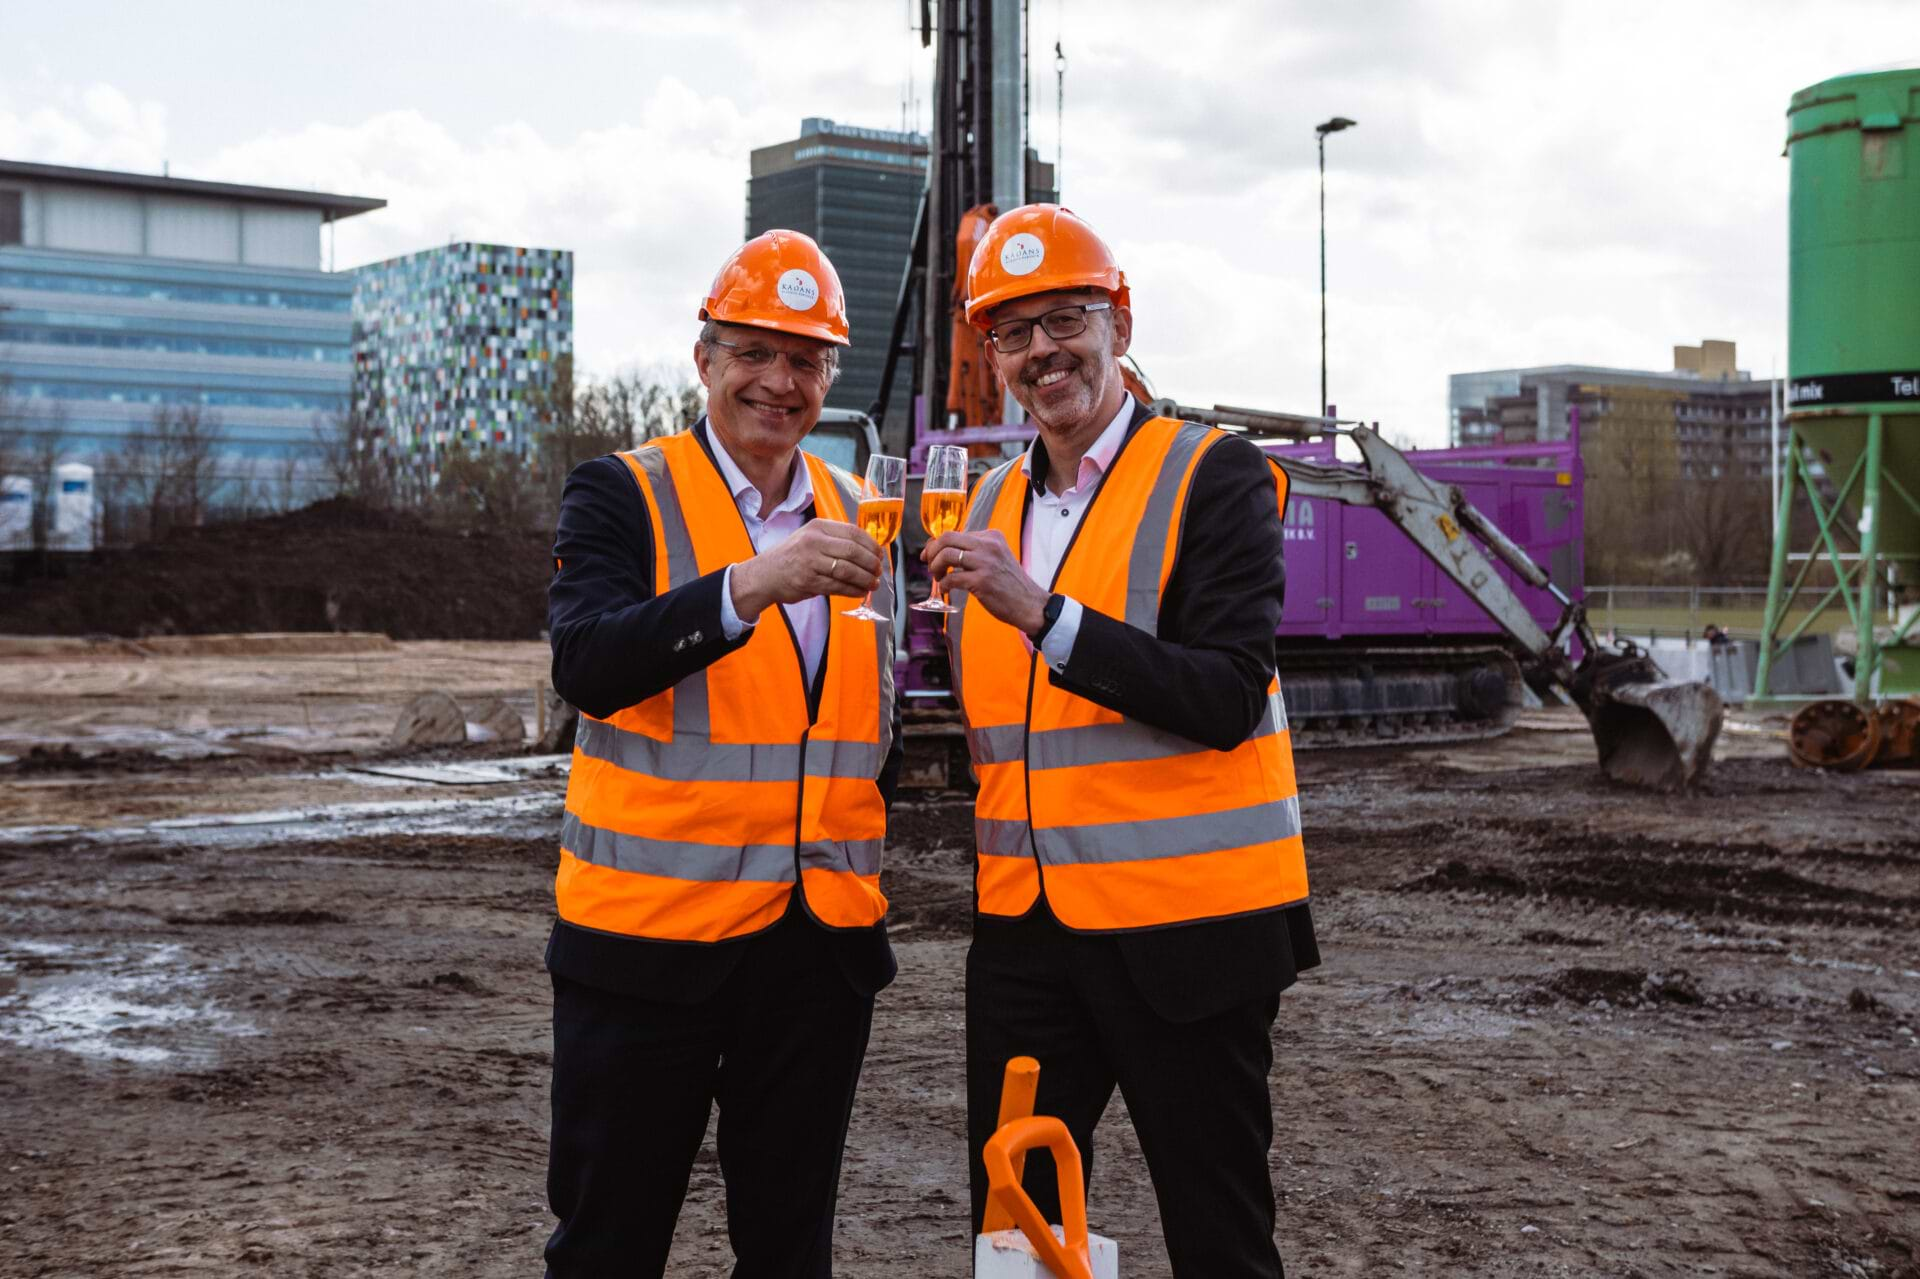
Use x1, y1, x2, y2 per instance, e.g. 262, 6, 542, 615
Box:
999, 232, 1046, 276
776, 269, 821, 311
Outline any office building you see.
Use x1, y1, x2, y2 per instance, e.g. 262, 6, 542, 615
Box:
349, 243, 573, 472
1449, 340, 1778, 481
0, 158, 382, 481
746, 117, 1055, 413
1451, 341, 1785, 582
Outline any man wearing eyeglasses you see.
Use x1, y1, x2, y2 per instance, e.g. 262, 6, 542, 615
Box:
924, 205, 1319, 1278
543, 229, 899, 1279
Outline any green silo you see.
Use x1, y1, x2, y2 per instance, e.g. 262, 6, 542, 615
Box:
1759, 65, 1920, 701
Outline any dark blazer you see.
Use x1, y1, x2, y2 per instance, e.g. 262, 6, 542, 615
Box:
992, 398, 1321, 1023
545, 420, 901, 1002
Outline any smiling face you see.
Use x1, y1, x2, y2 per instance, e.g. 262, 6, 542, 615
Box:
984, 288, 1133, 447
693, 322, 835, 470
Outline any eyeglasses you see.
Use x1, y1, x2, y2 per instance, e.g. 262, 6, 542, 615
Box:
984, 301, 1112, 353
712, 338, 834, 383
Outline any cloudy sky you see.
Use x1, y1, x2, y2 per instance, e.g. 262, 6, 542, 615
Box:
3, 0, 1913, 444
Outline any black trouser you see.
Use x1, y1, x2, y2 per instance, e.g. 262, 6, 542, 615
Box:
966, 916, 1286, 1279
545, 917, 875, 1278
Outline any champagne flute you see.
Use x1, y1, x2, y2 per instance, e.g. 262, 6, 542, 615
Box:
844, 453, 905, 622
912, 445, 968, 613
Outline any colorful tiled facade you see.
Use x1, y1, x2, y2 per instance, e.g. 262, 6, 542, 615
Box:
350, 243, 572, 467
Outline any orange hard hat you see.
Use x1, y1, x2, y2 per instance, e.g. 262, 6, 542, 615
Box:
700, 229, 850, 346
964, 204, 1129, 330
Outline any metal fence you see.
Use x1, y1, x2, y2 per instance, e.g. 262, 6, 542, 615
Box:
1586, 584, 1889, 643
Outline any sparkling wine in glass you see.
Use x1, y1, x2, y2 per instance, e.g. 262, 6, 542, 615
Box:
845, 453, 905, 622
912, 445, 968, 613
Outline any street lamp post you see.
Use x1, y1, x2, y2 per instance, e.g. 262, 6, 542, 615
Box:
1316, 116, 1356, 419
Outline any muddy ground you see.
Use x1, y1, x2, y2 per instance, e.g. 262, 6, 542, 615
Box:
2, 641, 1917, 1278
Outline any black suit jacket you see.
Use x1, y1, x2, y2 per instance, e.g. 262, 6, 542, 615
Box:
985, 399, 1321, 1023
545, 420, 901, 1002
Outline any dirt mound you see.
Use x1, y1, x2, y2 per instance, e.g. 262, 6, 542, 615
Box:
0, 497, 551, 640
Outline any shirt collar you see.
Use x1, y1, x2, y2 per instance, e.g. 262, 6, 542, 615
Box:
704, 418, 814, 518
1021, 395, 1135, 494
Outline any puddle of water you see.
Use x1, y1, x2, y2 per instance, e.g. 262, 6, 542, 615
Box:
0, 940, 258, 1067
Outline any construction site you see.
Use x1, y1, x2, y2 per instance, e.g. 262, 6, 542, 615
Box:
0, 630, 1915, 1277
4, 6, 1920, 1278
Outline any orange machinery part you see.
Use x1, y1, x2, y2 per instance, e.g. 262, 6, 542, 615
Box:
947, 203, 1005, 429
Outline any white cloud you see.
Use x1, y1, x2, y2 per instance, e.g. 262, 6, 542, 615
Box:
0, 81, 167, 173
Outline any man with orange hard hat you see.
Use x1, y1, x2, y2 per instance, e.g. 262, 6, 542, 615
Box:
925, 204, 1319, 1277
543, 229, 899, 1278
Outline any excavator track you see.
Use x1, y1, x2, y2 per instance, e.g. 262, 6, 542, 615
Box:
1276, 644, 1525, 748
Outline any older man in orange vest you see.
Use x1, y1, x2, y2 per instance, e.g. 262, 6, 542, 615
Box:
925, 205, 1319, 1278
544, 230, 898, 1278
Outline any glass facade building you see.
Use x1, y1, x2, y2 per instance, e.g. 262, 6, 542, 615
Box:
349, 243, 573, 471
0, 160, 382, 485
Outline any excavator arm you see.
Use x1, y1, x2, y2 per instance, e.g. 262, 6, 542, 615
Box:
1150, 401, 1725, 790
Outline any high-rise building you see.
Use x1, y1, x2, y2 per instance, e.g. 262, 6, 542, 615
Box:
349, 243, 573, 474
0, 158, 383, 480
746, 117, 1055, 414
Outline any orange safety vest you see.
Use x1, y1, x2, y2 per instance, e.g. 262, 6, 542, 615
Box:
555, 430, 894, 942
947, 416, 1308, 931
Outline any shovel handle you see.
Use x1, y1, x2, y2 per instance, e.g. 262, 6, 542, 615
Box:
981, 1116, 1094, 1279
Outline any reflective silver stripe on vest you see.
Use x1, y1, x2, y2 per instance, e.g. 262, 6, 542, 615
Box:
628, 445, 703, 591
803, 736, 888, 780
1033, 795, 1302, 866
563, 810, 797, 883
966, 722, 1026, 766
800, 838, 885, 878
1023, 690, 1288, 771
577, 716, 800, 782
628, 444, 712, 736
1124, 422, 1216, 633
946, 460, 1021, 704
976, 816, 1033, 858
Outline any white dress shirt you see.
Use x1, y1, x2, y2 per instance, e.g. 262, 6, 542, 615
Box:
1019, 395, 1134, 673
713, 431, 828, 687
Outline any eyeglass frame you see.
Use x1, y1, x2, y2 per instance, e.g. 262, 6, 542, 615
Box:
709, 335, 838, 384
983, 301, 1113, 353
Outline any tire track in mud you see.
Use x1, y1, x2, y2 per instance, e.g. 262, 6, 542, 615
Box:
1394, 830, 1920, 931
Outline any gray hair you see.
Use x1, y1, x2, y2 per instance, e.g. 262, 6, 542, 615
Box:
700, 319, 841, 386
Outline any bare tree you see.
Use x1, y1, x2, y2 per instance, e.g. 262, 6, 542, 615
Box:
1678, 427, 1772, 584
274, 449, 304, 514
313, 404, 398, 509
154, 404, 225, 530
529, 357, 705, 521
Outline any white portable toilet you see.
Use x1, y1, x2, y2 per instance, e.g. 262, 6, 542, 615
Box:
49, 462, 95, 553
0, 476, 31, 552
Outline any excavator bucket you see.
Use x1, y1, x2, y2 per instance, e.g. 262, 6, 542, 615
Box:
1570, 650, 1724, 791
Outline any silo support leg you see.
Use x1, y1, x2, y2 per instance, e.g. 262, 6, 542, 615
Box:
1855, 414, 1884, 705
1756, 435, 1805, 700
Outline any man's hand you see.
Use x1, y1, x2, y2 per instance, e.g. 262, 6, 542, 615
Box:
732, 520, 885, 621
923, 530, 1049, 635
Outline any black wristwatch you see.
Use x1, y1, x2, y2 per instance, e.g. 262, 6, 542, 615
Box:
1032, 593, 1067, 645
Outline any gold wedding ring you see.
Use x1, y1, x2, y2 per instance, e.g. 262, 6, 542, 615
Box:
829, 558, 840, 578
957, 550, 966, 567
